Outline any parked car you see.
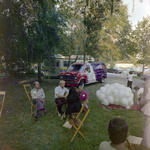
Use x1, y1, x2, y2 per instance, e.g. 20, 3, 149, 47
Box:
107, 67, 123, 74
126, 67, 142, 75
59, 62, 107, 87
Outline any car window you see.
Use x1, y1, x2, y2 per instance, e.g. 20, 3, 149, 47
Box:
67, 64, 85, 72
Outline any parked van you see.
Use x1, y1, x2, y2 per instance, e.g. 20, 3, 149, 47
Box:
59, 62, 107, 87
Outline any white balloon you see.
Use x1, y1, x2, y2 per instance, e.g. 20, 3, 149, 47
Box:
125, 92, 131, 97
121, 98, 128, 107
128, 97, 133, 103
126, 87, 132, 93
126, 106, 130, 109
100, 87, 106, 93
106, 88, 112, 96
119, 90, 126, 99
103, 100, 109, 106
114, 98, 120, 103
96, 90, 101, 98
108, 96, 114, 104
114, 83, 120, 88
130, 93, 134, 98
99, 93, 106, 100
112, 89, 118, 97
105, 84, 110, 88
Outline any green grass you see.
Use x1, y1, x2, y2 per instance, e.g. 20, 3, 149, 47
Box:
0, 77, 145, 150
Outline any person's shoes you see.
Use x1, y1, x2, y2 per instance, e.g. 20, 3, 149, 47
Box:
35, 117, 38, 122
43, 110, 46, 114
61, 112, 66, 120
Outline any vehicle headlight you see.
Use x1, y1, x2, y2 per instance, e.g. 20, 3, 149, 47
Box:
60, 76, 63, 79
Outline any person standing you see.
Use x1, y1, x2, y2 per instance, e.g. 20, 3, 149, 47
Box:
140, 78, 150, 150
127, 71, 133, 89
31, 81, 46, 122
55, 80, 69, 115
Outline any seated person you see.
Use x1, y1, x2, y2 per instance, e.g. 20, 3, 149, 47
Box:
31, 81, 46, 122
78, 85, 89, 108
61, 86, 82, 119
55, 80, 69, 115
99, 118, 129, 150
133, 86, 144, 105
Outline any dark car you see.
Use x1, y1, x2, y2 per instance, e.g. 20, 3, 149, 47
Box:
107, 67, 123, 74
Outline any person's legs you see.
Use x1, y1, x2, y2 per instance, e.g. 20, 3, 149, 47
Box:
142, 115, 150, 148
127, 81, 129, 87
130, 81, 132, 89
33, 98, 45, 118
55, 98, 64, 114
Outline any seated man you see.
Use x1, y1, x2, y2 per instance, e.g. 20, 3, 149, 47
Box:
55, 80, 69, 115
133, 86, 144, 105
99, 118, 129, 150
31, 81, 46, 122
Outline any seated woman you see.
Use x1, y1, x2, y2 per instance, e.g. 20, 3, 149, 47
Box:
99, 118, 129, 150
61, 86, 82, 119
78, 85, 88, 108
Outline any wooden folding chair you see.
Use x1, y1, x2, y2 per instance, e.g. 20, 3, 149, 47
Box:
118, 116, 143, 150
0, 91, 6, 117
2, 143, 15, 150
68, 105, 90, 142
23, 84, 35, 116
23, 84, 32, 100
23, 84, 44, 116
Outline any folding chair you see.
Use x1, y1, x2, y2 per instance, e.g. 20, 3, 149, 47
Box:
0, 91, 6, 117
2, 143, 15, 150
23, 84, 32, 100
68, 105, 90, 142
23, 84, 35, 116
118, 116, 143, 150
23, 84, 44, 116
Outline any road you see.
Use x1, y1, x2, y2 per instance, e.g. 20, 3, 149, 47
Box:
105, 73, 145, 88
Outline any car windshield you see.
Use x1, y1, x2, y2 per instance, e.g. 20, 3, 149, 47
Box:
67, 64, 85, 72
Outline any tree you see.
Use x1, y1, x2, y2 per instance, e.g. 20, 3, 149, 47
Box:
130, 16, 150, 73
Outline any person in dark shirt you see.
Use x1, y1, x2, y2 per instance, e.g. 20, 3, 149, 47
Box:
61, 86, 82, 119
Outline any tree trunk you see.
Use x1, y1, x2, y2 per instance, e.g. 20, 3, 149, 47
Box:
142, 63, 145, 75
38, 62, 41, 83
84, 54, 86, 63
68, 55, 71, 68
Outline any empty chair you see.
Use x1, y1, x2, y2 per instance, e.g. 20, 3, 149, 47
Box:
0, 91, 6, 117
68, 105, 90, 142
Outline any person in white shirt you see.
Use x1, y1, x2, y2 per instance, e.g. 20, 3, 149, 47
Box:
99, 118, 129, 150
31, 81, 46, 121
127, 71, 133, 89
55, 80, 69, 115
133, 86, 144, 105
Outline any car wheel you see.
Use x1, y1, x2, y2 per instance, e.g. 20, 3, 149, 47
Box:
99, 77, 105, 83
79, 80, 85, 87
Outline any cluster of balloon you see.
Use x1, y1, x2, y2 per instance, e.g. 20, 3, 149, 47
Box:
96, 83, 134, 109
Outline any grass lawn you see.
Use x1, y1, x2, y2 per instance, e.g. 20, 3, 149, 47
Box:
0, 76, 145, 150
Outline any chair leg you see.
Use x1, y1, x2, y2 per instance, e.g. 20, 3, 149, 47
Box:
70, 125, 85, 142
68, 126, 73, 135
